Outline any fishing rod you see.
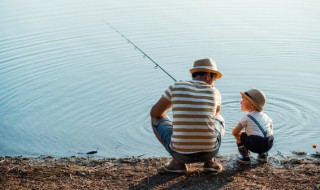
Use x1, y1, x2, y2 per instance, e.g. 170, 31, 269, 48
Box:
104, 21, 177, 82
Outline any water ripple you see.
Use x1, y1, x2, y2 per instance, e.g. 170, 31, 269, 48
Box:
1, 0, 320, 157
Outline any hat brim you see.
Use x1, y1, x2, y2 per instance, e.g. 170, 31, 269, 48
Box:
240, 91, 263, 112
190, 68, 222, 79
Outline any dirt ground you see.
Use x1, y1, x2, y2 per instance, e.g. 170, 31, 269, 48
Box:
1, 154, 320, 190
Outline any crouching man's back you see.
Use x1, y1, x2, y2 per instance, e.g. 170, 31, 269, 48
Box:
150, 58, 225, 174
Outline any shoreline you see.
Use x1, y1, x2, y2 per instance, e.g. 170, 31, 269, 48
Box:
1, 155, 319, 189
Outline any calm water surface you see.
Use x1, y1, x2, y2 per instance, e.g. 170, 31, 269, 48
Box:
0, 0, 319, 157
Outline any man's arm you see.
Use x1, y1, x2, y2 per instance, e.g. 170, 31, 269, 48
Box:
150, 96, 172, 118
216, 105, 221, 116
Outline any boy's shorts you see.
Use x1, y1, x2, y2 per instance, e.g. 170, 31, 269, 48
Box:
240, 132, 274, 154
152, 117, 224, 163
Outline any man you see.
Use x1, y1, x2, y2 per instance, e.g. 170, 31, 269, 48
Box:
150, 58, 225, 174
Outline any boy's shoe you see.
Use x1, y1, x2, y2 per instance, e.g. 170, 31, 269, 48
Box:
258, 153, 268, 163
236, 143, 250, 164
237, 144, 249, 157
236, 155, 251, 165
203, 158, 223, 174
163, 159, 187, 173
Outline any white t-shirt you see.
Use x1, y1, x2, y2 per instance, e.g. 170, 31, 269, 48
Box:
239, 111, 273, 137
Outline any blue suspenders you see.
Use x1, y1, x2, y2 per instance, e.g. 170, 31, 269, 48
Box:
247, 114, 267, 138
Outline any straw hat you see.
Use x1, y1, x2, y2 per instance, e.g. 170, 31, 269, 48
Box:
240, 89, 266, 112
190, 58, 222, 79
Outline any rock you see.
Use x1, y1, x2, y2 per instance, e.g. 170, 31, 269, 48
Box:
292, 151, 307, 155
87, 151, 98, 155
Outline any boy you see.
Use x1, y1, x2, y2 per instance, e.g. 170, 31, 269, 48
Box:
232, 89, 274, 164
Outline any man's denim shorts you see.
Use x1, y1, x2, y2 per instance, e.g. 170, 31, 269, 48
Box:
152, 118, 223, 163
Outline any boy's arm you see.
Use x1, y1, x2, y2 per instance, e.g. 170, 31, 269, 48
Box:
150, 96, 172, 118
232, 123, 244, 136
232, 123, 244, 143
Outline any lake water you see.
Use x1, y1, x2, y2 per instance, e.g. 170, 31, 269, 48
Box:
1, 0, 319, 158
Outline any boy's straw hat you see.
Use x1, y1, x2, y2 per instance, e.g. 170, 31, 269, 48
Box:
190, 58, 222, 79
240, 89, 266, 112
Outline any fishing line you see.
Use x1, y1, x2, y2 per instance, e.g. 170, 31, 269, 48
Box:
104, 21, 177, 82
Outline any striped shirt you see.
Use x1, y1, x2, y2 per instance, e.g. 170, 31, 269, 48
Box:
162, 80, 222, 154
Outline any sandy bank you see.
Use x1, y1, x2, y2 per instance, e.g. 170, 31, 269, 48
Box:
1, 155, 319, 189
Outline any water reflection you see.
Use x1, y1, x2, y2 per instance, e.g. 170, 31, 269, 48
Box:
0, 0, 319, 157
